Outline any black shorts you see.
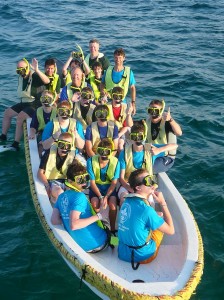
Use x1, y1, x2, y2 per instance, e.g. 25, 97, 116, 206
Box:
11, 102, 36, 117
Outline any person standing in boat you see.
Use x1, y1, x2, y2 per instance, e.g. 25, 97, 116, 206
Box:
51, 160, 109, 253
144, 99, 182, 173
118, 168, 175, 269
41, 101, 85, 153
107, 86, 134, 152
86, 61, 104, 103
38, 132, 82, 203
100, 48, 136, 115
85, 104, 119, 158
118, 121, 178, 207
87, 138, 120, 235
0, 58, 51, 150
84, 38, 110, 72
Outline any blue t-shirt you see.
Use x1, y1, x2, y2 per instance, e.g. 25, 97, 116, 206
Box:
42, 119, 85, 141
119, 144, 165, 170
55, 190, 107, 251
101, 68, 136, 103
87, 156, 120, 194
118, 197, 164, 262
30, 110, 53, 131
85, 123, 119, 141
60, 83, 92, 101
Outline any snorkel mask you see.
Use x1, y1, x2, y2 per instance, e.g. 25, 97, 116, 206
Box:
95, 109, 109, 122
97, 146, 112, 161
135, 175, 158, 189
112, 92, 124, 104
57, 140, 72, 154
81, 91, 94, 106
148, 99, 165, 119
57, 107, 71, 120
40, 94, 55, 107
65, 173, 90, 190
16, 58, 30, 78
130, 132, 146, 146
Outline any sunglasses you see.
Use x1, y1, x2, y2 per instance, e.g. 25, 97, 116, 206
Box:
97, 147, 112, 156
130, 132, 145, 141
73, 173, 90, 184
147, 107, 162, 115
57, 108, 71, 116
57, 140, 72, 151
112, 93, 123, 101
95, 109, 109, 118
138, 175, 158, 188
81, 92, 93, 100
16, 67, 27, 76
40, 95, 54, 104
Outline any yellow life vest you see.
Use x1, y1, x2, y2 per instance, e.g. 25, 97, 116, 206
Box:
145, 118, 167, 144
84, 53, 104, 67
45, 145, 76, 180
48, 73, 60, 93
124, 143, 153, 180
104, 66, 130, 98
72, 102, 95, 130
17, 71, 35, 103
66, 81, 87, 102
91, 155, 118, 185
64, 70, 72, 86
36, 107, 57, 131
52, 117, 77, 150
91, 121, 115, 153
107, 103, 127, 130
89, 71, 101, 101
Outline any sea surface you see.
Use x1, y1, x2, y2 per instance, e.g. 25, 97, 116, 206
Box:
0, 0, 223, 299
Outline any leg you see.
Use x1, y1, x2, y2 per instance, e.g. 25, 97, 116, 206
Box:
14, 111, 30, 143
1, 107, 18, 136
140, 230, 164, 264
90, 197, 100, 212
108, 196, 117, 232
50, 185, 64, 204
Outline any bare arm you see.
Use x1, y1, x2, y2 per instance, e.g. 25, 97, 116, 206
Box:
163, 107, 182, 136
150, 143, 178, 156
51, 208, 62, 225
85, 140, 95, 157
31, 58, 50, 84
153, 191, 175, 235
70, 210, 99, 230
37, 168, 51, 196
130, 85, 136, 115
119, 169, 134, 193
62, 53, 73, 76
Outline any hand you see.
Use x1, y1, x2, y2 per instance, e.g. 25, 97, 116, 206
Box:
53, 130, 61, 140
29, 133, 35, 140
150, 144, 161, 156
99, 205, 109, 220
71, 92, 81, 103
131, 102, 136, 115
163, 107, 171, 122
152, 190, 166, 206
30, 58, 39, 72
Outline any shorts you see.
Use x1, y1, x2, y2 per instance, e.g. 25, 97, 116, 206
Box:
49, 179, 65, 190
153, 156, 175, 174
140, 230, 164, 264
11, 102, 36, 117
89, 187, 117, 200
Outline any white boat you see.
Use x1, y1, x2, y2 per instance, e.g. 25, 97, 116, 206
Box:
24, 119, 204, 300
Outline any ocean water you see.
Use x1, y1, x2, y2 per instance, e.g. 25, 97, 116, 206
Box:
0, 0, 223, 299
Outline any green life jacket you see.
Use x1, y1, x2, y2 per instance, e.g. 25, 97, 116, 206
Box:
72, 102, 95, 130
17, 71, 35, 103
91, 121, 115, 153
105, 66, 130, 98
52, 117, 77, 150
107, 103, 127, 130
91, 155, 118, 185
36, 106, 57, 131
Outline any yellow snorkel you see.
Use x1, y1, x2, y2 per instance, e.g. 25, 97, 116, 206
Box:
22, 57, 30, 76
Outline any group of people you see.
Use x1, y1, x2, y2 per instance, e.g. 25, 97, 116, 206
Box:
0, 38, 182, 268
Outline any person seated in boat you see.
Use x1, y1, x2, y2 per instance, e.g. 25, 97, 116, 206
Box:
118, 122, 178, 207
60, 66, 90, 107
62, 51, 90, 86
29, 90, 57, 156
72, 87, 97, 131
118, 168, 175, 269
0, 58, 51, 150
144, 99, 182, 173
38, 132, 83, 203
84, 38, 110, 72
107, 86, 134, 152
85, 104, 119, 158
41, 101, 85, 153
51, 160, 109, 253
86, 61, 104, 104
100, 47, 136, 115
87, 138, 120, 235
